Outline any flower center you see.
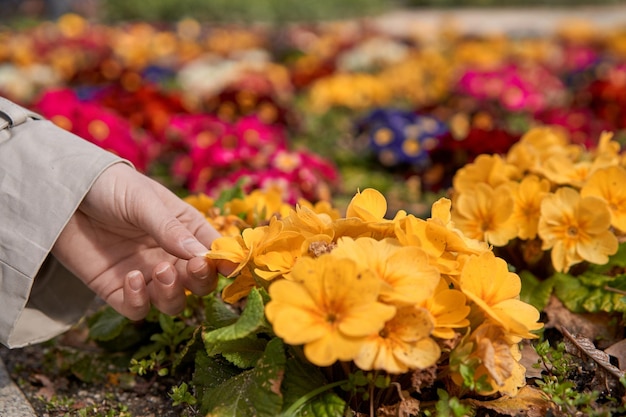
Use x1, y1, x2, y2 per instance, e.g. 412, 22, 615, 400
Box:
567, 225, 578, 238
326, 313, 338, 324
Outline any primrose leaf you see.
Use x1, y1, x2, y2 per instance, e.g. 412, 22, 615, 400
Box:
214, 177, 247, 210
281, 355, 346, 416
519, 270, 554, 311
201, 337, 286, 417
206, 336, 268, 368
193, 350, 244, 415
88, 306, 130, 342
202, 288, 268, 346
204, 293, 240, 329
553, 272, 626, 314
553, 273, 590, 313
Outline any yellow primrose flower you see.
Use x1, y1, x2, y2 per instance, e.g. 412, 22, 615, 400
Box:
394, 214, 462, 276
282, 205, 336, 239
538, 187, 619, 272
225, 186, 292, 226
510, 175, 551, 240
581, 165, 626, 232
345, 188, 390, 222
506, 126, 580, 173
592, 131, 621, 168
222, 268, 258, 304
354, 307, 441, 374
452, 154, 519, 194
338, 188, 405, 239
459, 251, 542, 339
297, 198, 341, 221
537, 154, 592, 188
428, 198, 489, 254
184, 193, 247, 236
207, 218, 284, 277
420, 279, 470, 339
331, 237, 439, 306
265, 255, 396, 367
451, 182, 517, 246
253, 228, 306, 281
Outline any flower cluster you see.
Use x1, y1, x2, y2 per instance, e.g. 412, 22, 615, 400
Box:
450, 126, 625, 273
191, 187, 542, 397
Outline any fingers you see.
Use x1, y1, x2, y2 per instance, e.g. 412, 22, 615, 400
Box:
181, 256, 219, 296
135, 178, 219, 259
121, 263, 188, 321
149, 262, 187, 316
122, 271, 151, 321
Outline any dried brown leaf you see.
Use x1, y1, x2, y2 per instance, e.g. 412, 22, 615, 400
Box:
543, 296, 622, 348
519, 340, 544, 379
605, 339, 626, 372
467, 385, 551, 417
31, 373, 56, 401
560, 326, 625, 381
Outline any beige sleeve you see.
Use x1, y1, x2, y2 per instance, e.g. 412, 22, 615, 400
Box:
0, 100, 129, 348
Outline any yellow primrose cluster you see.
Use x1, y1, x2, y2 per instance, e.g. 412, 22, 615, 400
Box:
450, 126, 626, 273
192, 187, 542, 396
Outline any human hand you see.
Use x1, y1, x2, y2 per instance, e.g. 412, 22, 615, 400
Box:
52, 163, 231, 320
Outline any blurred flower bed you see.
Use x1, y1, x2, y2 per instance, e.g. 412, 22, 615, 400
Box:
4, 12, 626, 415
3, 13, 626, 213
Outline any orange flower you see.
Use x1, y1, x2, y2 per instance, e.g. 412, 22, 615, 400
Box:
354, 307, 440, 374
451, 182, 517, 246
538, 187, 618, 272
265, 255, 396, 367
459, 251, 542, 340
581, 165, 626, 232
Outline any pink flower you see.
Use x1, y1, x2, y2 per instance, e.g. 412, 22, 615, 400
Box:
34, 88, 159, 171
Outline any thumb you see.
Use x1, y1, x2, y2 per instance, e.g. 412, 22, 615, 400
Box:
148, 216, 210, 259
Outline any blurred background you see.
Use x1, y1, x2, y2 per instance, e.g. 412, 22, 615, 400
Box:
2, 0, 626, 214
1, 0, 625, 22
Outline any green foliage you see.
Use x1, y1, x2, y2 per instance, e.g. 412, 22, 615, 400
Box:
421, 389, 473, 417
534, 340, 602, 415
196, 338, 286, 416
214, 178, 247, 211
101, 0, 390, 23
448, 342, 492, 395
201, 288, 270, 350
552, 272, 626, 314
170, 382, 197, 407
533, 337, 626, 416
519, 270, 555, 311
192, 287, 347, 416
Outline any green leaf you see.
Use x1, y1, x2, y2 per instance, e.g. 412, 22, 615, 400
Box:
281, 357, 346, 417
201, 338, 286, 417
202, 288, 268, 346
553, 273, 590, 313
205, 336, 268, 368
88, 306, 130, 342
204, 294, 240, 329
214, 177, 247, 211
193, 350, 244, 415
553, 272, 626, 314
519, 270, 555, 311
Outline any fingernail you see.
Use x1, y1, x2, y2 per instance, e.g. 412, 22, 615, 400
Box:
128, 271, 144, 291
191, 262, 209, 279
183, 238, 209, 257
155, 263, 175, 285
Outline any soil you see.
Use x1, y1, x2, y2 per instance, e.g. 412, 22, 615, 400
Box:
0, 301, 199, 417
